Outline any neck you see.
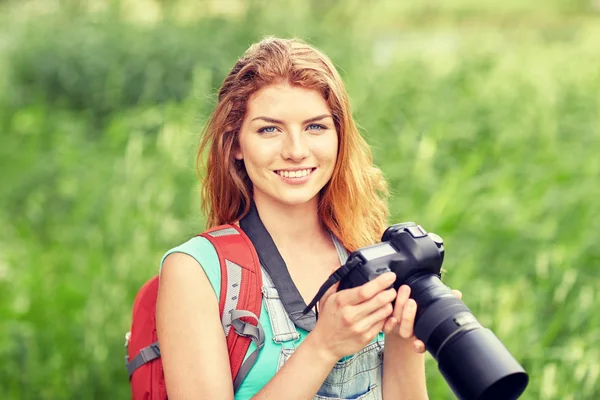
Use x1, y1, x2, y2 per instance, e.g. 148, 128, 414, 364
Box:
252, 193, 328, 251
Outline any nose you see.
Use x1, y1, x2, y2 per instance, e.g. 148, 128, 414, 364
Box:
281, 131, 310, 162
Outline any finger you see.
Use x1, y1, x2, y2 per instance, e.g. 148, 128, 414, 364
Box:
358, 302, 394, 332
382, 317, 398, 334
451, 289, 462, 300
413, 339, 426, 353
362, 320, 388, 346
340, 272, 396, 306
399, 298, 417, 339
352, 287, 397, 320
393, 285, 411, 321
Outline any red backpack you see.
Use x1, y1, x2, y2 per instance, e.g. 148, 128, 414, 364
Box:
125, 224, 264, 399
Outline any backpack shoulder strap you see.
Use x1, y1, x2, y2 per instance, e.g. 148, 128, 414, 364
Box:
199, 224, 264, 392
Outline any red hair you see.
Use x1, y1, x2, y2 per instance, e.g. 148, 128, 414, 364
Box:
197, 37, 389, 251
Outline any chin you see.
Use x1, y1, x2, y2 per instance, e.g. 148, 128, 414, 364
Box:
279, 196, 318, 206
268, 191, 320, 207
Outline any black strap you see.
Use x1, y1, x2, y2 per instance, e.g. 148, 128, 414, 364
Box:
239, 201, 318, 331
126, 342, 161, 379
302, 260, 358, 315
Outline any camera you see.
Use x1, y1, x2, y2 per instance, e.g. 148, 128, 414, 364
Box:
305, 222, 529, 400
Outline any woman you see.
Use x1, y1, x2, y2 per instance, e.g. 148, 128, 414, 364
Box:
156, 37, 451, 399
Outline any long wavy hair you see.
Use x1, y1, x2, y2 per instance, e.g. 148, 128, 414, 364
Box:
197, 37, 389, 251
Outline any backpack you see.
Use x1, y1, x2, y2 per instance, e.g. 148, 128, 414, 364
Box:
125, 224, 264, 399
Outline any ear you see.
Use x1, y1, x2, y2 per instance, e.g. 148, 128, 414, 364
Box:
233, 137, 244, 160
234, 148, 243, 160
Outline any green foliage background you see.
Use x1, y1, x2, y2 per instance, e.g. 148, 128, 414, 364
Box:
0, 0, 599, 398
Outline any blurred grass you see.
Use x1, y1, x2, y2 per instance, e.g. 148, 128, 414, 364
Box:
0, 0, 599, 399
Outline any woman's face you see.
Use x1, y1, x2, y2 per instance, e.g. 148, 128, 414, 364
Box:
236, 83, 339, 209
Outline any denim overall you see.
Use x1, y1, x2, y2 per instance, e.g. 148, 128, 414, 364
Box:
260, 235, 385, 400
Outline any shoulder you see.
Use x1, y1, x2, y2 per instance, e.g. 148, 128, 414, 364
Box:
159, 235, 222, 296
160, 236, 217, 269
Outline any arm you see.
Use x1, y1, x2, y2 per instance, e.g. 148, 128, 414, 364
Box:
251, 333, 339, 399
382, 335, 427, 399
156, 252, 235, 399
381, 284, 428, 399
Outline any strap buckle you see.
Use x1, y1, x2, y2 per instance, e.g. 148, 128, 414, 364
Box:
231, 310, 265, 350
142, 342, 161, 362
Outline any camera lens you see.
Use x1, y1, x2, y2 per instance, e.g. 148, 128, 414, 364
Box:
403, 273, 528, 400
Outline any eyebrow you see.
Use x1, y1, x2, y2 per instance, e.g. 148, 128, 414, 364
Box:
250, 114, 333, 125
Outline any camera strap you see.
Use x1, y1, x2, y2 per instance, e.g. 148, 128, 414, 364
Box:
239, 201, 318, 331
302, 258, 360, 316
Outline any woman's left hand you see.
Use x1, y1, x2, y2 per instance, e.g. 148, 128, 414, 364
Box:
382, 285, 463, 353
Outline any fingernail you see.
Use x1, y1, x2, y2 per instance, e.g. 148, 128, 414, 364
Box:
399, 285, 410, 297
408, 299, 417, 311
384, 272, 396, 281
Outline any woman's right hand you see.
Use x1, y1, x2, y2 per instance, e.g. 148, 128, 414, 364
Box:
309, 272, 397, 361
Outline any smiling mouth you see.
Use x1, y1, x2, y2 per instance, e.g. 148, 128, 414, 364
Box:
274, 168, 316, 178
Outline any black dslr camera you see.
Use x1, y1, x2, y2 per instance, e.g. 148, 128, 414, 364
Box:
305, 223, 529, 400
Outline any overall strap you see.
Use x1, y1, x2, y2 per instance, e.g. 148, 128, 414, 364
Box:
330, 232, 350, 264
261, 267, 300, 344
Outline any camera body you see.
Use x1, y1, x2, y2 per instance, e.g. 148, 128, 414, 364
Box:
338, 222, 444, 292
335, 222, 529, 400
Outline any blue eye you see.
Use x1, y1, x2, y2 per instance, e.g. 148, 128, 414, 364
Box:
307, 124, 326, 131
258, 126, 277, 133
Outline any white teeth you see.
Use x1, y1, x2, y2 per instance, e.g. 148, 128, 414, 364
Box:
277, 168, 312, 178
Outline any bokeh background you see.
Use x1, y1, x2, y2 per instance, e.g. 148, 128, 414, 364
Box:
1, 0, 599, 398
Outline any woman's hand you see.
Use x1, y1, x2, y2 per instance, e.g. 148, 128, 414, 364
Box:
309, 272, 397, 362
382, 285, 463, 353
